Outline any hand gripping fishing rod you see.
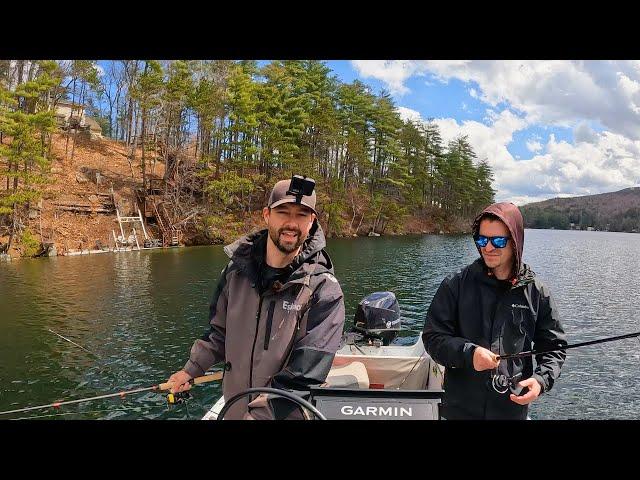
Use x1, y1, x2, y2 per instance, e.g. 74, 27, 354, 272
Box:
0, 371, 223, 417
496, 330, 640, 361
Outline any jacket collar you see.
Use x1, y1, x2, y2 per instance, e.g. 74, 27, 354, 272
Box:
223, 223, 332, 285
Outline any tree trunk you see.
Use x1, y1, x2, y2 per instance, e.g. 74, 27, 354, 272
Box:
108, 101, 113, 138
349, 204, 357, 233
126, 96, 133, 144
16, 61, 25, 92
5, 159, 11, 190
141, 106, 146, 193
372, 204, 383, 234
27, 61, 37, 82
214, 117, 222, 179
355, 212, 365, 235
194, 117, 200, 161
65, 76, 77, 158
114, 90, 122, 140
70, 82, 86, 162
6, 203, 17, 251
164, 108, 172, 179
129, 104, 139, 160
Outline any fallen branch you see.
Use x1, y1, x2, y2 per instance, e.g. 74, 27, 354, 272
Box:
54, 206, 114, 214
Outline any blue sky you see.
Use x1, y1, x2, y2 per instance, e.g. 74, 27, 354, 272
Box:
328, 61, 489, 122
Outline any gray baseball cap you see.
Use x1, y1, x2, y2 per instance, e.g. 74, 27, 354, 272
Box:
267, 179, 317, 214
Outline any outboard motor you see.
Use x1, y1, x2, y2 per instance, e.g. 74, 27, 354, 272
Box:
349, 291, 402, 346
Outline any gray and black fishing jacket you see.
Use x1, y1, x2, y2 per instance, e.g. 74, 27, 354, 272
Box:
422, 202, 567, 420
183, 223, 345, 420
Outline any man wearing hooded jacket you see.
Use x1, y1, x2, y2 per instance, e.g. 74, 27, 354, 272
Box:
423, 202, 567, 420
166, 178, 345, 420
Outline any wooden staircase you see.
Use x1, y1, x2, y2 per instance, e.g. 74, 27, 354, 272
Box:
152, 200, 182, 247
136, 178, 183, 248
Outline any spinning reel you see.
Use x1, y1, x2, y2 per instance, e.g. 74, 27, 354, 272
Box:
490, 372, 526, 395
166, 391, 192, 405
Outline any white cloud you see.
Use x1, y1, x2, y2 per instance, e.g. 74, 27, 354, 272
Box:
433, 109, 528, 172
574, 122, 599, 144
500, 132, 640, 204
396, 106, 423, 123
351, 60, 420, 95
407, 109, 640, 205
353, 60, 640, 140
526, 140, 543, 153
617, 72, 640, 114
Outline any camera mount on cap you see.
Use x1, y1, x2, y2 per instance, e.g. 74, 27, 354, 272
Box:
287, 175, 315, 204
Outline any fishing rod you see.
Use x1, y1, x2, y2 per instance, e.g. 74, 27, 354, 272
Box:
496, 330, 640, 361
48, 328, 101, 358
0, 371, 223, 417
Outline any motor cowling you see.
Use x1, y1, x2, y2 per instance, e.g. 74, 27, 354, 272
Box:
352, 291, 402, 345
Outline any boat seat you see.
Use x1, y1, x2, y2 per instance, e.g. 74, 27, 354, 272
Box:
324, 361, 370, 389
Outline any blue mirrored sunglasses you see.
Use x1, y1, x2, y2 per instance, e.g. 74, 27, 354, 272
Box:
474, 234, 510, 248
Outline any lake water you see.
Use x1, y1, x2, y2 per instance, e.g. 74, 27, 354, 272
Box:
2, 229, 639, 419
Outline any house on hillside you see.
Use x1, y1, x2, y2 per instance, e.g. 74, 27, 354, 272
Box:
55, 100, 86, 128
54, 100, 102, 139
83, 116, 103, 139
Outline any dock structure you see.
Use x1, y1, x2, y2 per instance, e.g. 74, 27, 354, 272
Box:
114, 203, 149, 251
42, 175, 184, 257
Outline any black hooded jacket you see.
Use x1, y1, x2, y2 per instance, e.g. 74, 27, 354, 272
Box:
422, 203, 567, 419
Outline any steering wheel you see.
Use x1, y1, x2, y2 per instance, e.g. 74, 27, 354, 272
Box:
216, 387, 327, 420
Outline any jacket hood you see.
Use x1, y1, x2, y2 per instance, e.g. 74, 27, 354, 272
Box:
472, 202, 524, 280
223, 222, 334, 282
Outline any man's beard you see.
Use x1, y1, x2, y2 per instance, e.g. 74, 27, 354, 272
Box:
269, 225, 306, 254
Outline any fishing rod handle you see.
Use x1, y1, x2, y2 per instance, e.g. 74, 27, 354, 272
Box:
158, 371, 224, 391
192, 371, 224, 385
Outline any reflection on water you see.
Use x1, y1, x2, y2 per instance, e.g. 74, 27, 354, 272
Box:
2, 230, 640, 419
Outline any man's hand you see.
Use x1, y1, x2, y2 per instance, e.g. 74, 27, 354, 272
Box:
509, 377, 541, 405
167, 370, 192, 394
472, 346, 500, 371
247, 393, 269, 409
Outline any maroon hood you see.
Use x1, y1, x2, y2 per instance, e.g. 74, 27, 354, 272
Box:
472, 202, 524, 279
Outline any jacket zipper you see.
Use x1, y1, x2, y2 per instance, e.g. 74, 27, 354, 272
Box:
263, 300, 276, 350
490, 286, 513, 349
248, 296, 264, 390
249, 282, 304, 389
279, 313, 303, 375
485, 287, 510, 416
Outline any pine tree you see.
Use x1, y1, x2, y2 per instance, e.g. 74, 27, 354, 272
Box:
0, 61, 57, 252
162, 60, 193, 178
129, 60, 163, 192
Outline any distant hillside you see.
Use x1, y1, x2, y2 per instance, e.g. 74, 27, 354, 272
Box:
520, 187, 640, 232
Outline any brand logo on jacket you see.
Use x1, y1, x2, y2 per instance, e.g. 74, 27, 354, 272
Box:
283, 300, 302, 312
511, 304, 529, 310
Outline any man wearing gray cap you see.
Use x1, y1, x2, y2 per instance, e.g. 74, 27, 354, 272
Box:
167, 176, 345, 419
